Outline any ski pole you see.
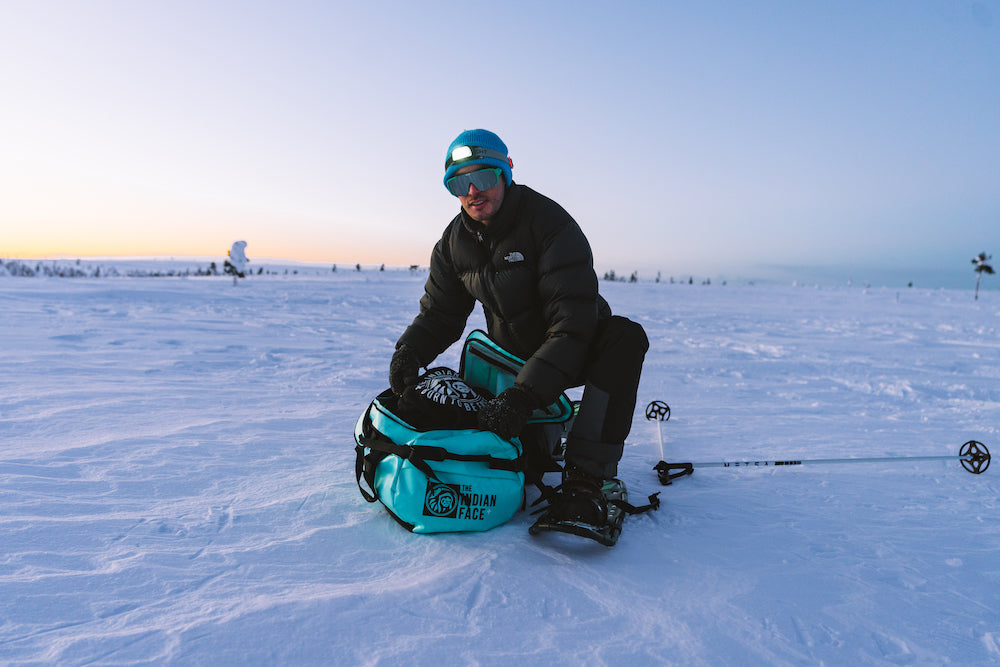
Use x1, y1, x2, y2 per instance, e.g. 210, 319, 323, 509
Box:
644, 400, 670, 461
653, 440, 991, 485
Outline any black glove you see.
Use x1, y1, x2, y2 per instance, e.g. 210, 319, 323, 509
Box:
389, 344, 421, 396
477, 386, 535, 440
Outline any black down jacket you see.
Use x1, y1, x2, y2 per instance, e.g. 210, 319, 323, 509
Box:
397, 184, 612, 406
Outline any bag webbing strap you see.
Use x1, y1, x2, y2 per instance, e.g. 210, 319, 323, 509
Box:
355, 442, 386, 503
354, 409, 524, 505
358, 429, 523, 474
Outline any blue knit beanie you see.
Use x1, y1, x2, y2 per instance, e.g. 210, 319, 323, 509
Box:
443, 129, 513, 191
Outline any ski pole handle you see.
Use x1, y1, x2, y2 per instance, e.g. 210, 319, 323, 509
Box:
645, 400, 670, 462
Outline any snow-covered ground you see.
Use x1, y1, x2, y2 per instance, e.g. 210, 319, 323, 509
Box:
2, 266, 998, 665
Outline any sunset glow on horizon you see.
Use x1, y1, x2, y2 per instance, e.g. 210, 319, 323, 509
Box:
2, 2, 997, 286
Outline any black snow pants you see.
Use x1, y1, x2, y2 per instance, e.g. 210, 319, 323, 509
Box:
564, 315, 649, 479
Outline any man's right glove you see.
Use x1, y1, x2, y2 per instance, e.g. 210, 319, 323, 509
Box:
477, 386, 535, 441
389, 344, 421, 396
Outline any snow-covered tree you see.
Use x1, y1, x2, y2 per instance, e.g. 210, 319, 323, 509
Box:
225, 241, 249, 285
972, 252, 994, 300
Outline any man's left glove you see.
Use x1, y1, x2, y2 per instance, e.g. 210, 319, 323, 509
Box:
477, 386, 535, 441
389, 344, 421, 396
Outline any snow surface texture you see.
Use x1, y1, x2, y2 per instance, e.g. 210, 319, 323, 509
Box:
2, 268, 998, 665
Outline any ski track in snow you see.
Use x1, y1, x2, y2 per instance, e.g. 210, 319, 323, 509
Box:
1, 270, 999, 665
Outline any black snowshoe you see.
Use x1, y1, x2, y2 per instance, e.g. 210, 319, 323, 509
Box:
529, 469, 659, 547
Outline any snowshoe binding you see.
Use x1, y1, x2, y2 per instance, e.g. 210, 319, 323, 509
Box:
529, 468, 659, 547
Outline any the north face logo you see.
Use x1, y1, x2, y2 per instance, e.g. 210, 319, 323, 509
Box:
504, 251, 525, 263
423, 480, 461, 517
422, 480, 497, 520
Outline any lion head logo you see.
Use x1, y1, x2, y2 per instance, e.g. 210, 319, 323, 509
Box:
423, 481, 460, 517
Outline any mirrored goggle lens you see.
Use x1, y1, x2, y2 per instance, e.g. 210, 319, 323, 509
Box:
445, 168, 501, 196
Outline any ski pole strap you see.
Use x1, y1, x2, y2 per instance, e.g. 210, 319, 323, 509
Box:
654, 461, 694, 485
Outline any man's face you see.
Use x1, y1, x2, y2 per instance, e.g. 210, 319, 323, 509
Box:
455, 165, 505, 224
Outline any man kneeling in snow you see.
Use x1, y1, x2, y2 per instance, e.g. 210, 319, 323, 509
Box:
389, 129, 649, 546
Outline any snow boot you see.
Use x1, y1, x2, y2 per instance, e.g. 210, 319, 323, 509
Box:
529, 467, 656, 547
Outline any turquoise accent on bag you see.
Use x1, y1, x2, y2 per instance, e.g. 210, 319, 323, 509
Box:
354, 330, 574, 534
459, 330, 574, 424
355, 391, 525, 533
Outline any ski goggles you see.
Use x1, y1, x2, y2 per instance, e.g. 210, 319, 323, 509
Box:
445, 167, 503, 197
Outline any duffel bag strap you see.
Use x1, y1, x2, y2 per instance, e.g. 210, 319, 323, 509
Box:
405, 443, 523, 473
355, 443, 384, 503
355, 412, 444, 499
355, 404, 525, 507
354, 404, 399, 503
358, 431, 439, 479
359, 418, 524, 474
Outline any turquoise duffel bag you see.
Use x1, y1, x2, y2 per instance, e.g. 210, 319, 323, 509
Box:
354, 331, 574, 534
354, 386, 525, 533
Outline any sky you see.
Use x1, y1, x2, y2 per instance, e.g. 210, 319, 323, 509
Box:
1, 1, 998, 287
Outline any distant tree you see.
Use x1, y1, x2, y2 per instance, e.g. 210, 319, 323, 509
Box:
224, 241, 249, 285
356, 263, 361, 271
972, 252, 994, 300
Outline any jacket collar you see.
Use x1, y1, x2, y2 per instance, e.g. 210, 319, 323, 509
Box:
460, 182, 522, 239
